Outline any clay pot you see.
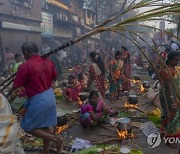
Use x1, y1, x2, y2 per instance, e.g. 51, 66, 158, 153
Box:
143, 81, 150, 88
128, 94, 138, 104
134, 74, 140, 80
117, 117, 132, 132
79, 92, 88, 101
57, 112, 67, 126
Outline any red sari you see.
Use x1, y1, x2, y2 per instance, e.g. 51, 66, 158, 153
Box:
66, 80, 82, 102
89, 63, 105, 98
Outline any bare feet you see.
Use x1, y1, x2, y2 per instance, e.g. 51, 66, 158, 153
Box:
55, 135, 64, 154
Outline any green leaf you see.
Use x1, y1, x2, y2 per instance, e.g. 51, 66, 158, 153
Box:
73, 146, 98, 154
130, 149, 143, 154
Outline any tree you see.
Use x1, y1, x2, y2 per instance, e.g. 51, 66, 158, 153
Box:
83, 0, 131, 23
169, 0, 180, 38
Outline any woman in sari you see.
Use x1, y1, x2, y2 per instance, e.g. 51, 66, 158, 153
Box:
160, 51, 180, 148
79, 90, 113, 128
87, 52, 106, 98
64, 75, 83, 103
121, 46, 131, 91
0, 89, 25, 153
109, 51, 125, 100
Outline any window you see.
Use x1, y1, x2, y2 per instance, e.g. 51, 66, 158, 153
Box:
80, 19, 85, 25
72, 15, 78, 22
11, 0, 33, 8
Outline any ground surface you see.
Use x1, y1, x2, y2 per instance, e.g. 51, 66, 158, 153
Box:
25, 68, 179, 154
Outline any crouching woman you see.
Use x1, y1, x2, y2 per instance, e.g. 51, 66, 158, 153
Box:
79, 90, 112, 128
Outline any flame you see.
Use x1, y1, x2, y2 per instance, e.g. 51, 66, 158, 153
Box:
140, 85, 145, 92
77, 97, 83, 106
124, 102, 138, 109
55, 125, 69, 134
117, 130, 134, 139
131, 79, 140, 84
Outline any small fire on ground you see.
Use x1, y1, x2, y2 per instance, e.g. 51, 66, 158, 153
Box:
131, 79, 140, 84
140, 85, 145, 92
55, 125, 69, 134
124, 102, 138, 109
77, 97, 83, 106
117, 130, 134, 139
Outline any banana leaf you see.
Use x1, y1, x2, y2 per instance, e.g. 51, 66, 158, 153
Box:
148, 115, 161, 128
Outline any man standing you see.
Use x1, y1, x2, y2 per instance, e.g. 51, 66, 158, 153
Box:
11, 42, 62, 153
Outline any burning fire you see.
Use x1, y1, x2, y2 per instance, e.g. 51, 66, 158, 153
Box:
140, 85, 145, 92
55, 125, 69, 134
131, 79, 140, 84
77, 97, 83, 106
117, 130, 134, 139
124, 102, 138, 109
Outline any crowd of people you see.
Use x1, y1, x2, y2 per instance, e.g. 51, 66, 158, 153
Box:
0, 40, 179, 153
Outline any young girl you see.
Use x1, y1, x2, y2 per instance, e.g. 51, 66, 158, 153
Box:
79, 90, 112, 128
64, 75, 82, 103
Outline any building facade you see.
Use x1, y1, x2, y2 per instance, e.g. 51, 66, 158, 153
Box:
0, 0, 42, 69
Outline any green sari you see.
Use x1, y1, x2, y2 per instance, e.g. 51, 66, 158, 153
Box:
160, 66, 180, 137
109, 59, 124, 96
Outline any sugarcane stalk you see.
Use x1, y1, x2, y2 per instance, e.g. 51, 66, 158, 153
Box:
128, 32, 172, 130
0, 77, 15, 93
111, 31, 171, 130
0, 1, 172, 89
0, 73, 16, 87
131, 31, 180, 103
0, 0, 143, 90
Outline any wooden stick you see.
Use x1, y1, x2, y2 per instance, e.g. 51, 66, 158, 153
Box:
61, 150, 69, 154
59, 138, 65, 154
99, 124, 116, 132
97, 134, 117, 137
92, 138, 120, 144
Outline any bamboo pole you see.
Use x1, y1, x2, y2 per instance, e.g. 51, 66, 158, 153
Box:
128, 32, 172, 130
130, 31, 180, 103
0, 0, 151, 92
111, 31, 171, 129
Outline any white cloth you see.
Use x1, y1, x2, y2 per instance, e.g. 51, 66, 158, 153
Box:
0, 94, 24, 154
147, 80, 161, 108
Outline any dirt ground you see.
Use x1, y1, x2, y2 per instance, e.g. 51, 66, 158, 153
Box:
25, 68, 179, 154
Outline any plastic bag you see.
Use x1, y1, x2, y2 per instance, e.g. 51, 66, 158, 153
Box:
141, 121, 159, 137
